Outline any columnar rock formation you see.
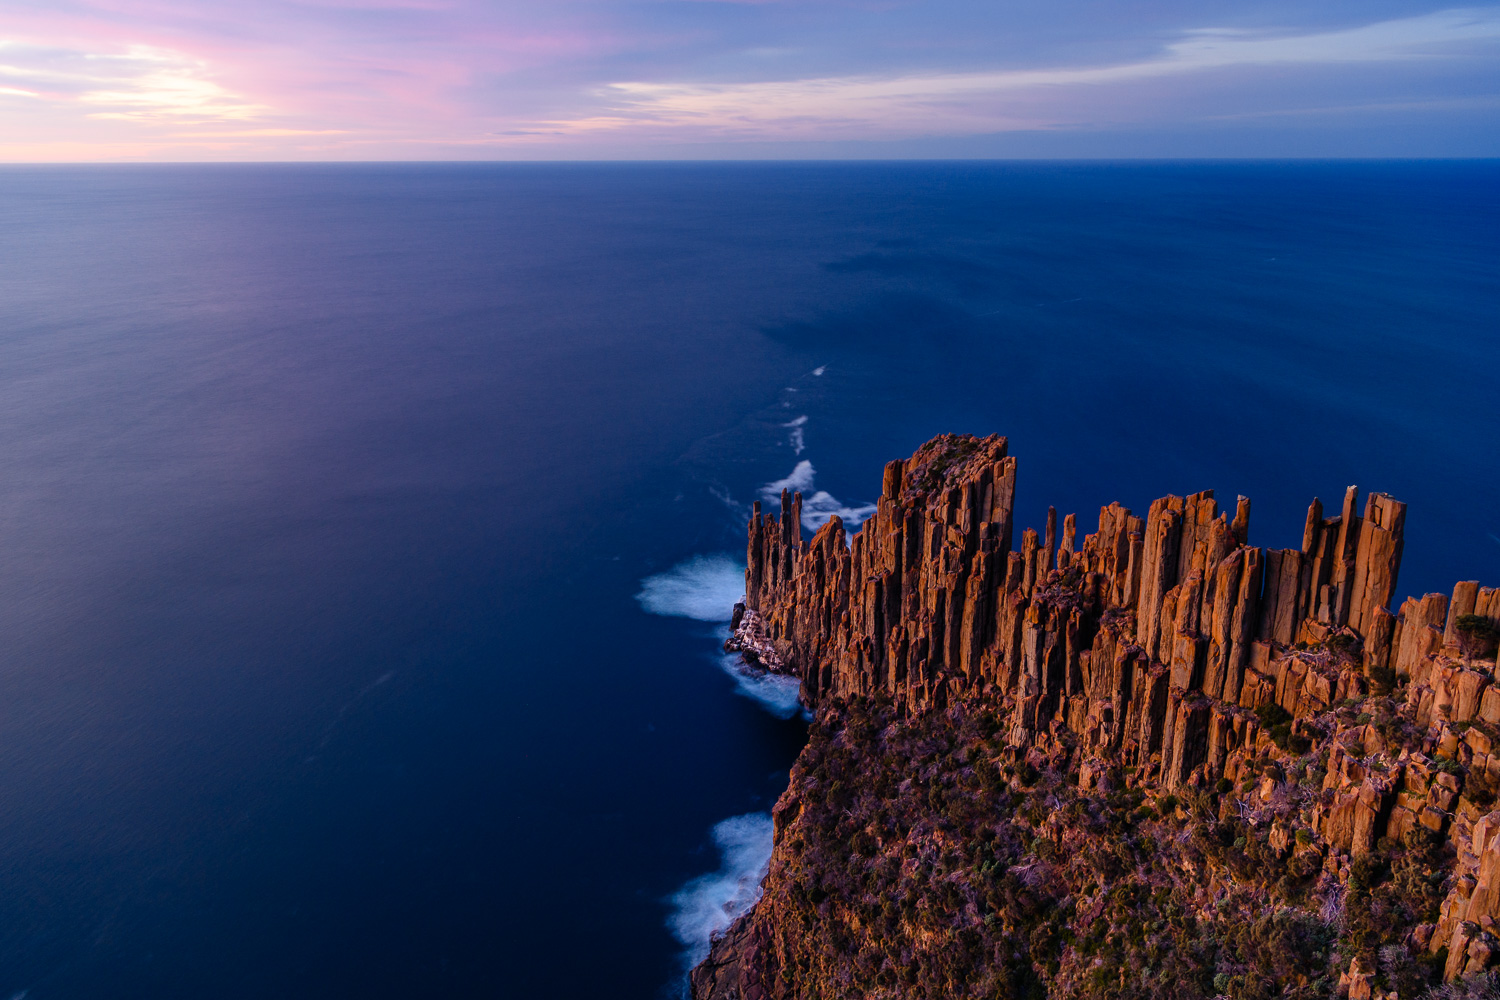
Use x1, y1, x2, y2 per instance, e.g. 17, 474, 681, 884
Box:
731, 433, 1500, 982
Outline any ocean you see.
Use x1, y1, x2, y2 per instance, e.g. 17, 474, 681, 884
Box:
0, 161, 1495, 998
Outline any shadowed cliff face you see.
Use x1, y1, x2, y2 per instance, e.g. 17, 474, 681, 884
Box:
698, 433, 1500, 999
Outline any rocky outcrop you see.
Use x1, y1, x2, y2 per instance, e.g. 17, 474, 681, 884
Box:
703, 433, 1500, 997
689, 916, 765, 1000
742, 435, 1427, 781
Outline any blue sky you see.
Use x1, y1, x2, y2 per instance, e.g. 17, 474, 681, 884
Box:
1, 0, 1498, 158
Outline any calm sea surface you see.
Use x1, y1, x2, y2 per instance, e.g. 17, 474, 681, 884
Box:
0, 162, 1496, 998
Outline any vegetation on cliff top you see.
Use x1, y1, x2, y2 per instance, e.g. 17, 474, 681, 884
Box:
735, 693, 1455, 1000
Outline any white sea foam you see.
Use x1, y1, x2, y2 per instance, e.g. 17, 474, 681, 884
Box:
759, 461, 876, 531
709, 484, 751, 522
712, 623, 804, 718
758, 459, 815, 502
669, 813, 775, 970
636, 555, 746, 622
782, 415, 808, 455
801, 491, 877, 531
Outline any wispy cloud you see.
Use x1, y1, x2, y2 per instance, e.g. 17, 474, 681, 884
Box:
585, 8, 1500, 137
167, 127, 349, 136
1, 3, 1498, 158
0, 40, 266, 122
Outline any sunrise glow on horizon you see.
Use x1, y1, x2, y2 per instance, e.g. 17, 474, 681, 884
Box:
3, 0, 1499, 161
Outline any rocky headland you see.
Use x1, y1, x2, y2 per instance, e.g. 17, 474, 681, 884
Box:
696, 433, 1500, 1000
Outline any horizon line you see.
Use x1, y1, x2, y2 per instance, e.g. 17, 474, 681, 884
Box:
3, 154, 1500, 167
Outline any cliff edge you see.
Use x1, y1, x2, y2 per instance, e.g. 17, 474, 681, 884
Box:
699, 433, 1500, 1000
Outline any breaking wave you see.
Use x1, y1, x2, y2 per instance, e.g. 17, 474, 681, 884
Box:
636, 555, 745, 622
712, 625, 804, 719
720, 656, 804, 719
669, 813, 775, 972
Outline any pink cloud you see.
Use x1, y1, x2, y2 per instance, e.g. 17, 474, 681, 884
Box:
2, 2, 1498, 159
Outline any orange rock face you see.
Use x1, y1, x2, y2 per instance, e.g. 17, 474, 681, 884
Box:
730, 433, 1500, 985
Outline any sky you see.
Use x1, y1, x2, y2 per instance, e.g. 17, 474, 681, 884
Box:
1, 0, 1498, 160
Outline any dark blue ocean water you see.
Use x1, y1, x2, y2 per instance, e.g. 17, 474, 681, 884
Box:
0, 162, 1496, 998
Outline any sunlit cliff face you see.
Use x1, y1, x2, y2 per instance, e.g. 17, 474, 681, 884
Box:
3, 1, 1500, 160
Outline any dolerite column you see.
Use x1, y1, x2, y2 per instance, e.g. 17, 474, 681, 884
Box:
746, 501, 764, 609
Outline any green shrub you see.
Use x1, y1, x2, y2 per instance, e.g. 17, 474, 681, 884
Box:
1455, 614, 1500, 662
1328, 633, 1359, 659
1257, 703, 1293, 729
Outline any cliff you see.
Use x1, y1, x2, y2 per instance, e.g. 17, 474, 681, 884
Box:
701, 433, 1500, 1000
